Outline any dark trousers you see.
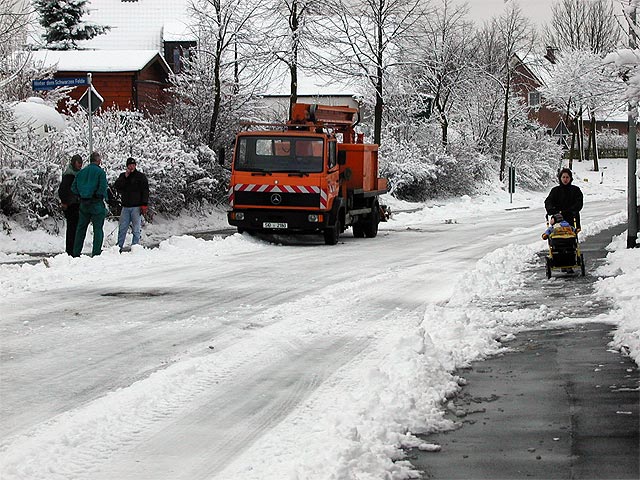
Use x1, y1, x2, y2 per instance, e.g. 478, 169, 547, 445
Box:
63, 204, 80, 256
73, 200, 107, 257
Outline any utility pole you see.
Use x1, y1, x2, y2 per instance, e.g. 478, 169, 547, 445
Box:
628, 4, 639, 248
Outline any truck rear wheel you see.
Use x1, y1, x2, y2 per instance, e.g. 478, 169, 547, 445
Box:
324, 219, 341, 245
352, 223, 365, 238
363, 202, 380, 238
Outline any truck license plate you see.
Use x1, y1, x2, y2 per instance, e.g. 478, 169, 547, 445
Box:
263, 222, 287, 229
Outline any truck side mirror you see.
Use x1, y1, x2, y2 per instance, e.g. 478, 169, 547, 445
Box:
217, 147, 225, 166
337, 151, 346, 166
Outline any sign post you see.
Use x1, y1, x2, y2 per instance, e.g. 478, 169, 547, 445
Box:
78, 74, 104, 158
628, 6, 639, 248
88, 73, 93, 157
508, 162, 516, 204
32, 74, 104, 160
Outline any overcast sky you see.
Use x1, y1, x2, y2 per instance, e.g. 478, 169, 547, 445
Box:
466, 0, 555, 26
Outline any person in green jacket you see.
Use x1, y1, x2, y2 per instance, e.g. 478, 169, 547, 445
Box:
71, 151, 109, 257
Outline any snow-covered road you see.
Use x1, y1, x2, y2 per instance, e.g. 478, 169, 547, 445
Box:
0, 189, 630, 479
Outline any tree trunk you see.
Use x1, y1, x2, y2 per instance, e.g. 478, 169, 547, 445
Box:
208, 42, 222, 149
499, 77, 510, 182
441, 116, 448, 147
569, 116, 576, 170
288, 1, 299, 120
374, 74, 383, 146
585, 124, 591, 161
577, 110, 585, 162
233, 39, 239, 95
289, 64, 298, 120
373, 26, 384, 146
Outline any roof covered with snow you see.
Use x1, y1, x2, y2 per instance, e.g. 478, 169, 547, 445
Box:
28, 50, 170, 73
80, 0, 194, 51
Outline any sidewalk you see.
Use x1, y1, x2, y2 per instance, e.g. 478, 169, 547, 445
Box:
408, 225, 639, 479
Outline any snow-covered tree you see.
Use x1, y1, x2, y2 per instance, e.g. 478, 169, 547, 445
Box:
480, 4, 536, 180
311, 0, 428, 145
34, 0, 109, 50
541, 49, 624, 170
408, 0, 475, 147
544, 0, 623, 169
602, 2, 640, 105
1, 108, 229, 230
1, 0, 35, 165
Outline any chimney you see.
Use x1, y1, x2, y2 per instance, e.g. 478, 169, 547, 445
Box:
545, 46, 557, 64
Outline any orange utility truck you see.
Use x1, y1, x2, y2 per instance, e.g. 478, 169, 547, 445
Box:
226, 103, 388, 245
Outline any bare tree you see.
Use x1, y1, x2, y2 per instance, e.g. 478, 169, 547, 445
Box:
311, 0, 429, 145
263, 0, 320, 118
189, 0, 267, 149
409, 0, 474, 147
545, 0, 621, 54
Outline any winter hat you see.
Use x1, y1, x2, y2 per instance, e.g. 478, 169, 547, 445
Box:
126, 157, 136, 166
552, 213, 564, 224
558, 167, 573, 182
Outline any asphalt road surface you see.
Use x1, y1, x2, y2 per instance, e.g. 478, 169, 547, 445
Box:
408, 225, 639, 479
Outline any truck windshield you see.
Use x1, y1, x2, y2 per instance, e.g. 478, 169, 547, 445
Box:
235, 136, 324, 173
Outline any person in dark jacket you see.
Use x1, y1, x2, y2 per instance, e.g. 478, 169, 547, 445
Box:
71, 151, 109, 257
58, 154, 83, 255
113, 157, 149, 252
544, 167, 583, 230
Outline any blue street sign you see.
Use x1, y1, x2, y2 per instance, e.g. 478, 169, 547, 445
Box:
32, 77, 88, 91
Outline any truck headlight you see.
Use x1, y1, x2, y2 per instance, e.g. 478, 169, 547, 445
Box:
235, 212, 244, 220
308, 214, 319, 223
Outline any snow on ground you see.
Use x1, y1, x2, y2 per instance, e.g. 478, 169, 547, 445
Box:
594, 232, 640, 364
0, 156, 627, 258
0, 158, 638, 480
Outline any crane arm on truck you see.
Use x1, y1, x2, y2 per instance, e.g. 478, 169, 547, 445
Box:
289, 103, 358, 142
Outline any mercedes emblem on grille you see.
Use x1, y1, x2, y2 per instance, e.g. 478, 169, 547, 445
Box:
270, 193, 282, 205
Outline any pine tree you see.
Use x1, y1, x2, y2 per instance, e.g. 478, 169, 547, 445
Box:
34, 0, 110, 50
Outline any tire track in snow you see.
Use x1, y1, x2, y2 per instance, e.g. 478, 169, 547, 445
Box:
0, 266, 405, 480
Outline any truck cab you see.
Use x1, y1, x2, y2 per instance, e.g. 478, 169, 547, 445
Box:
227, 103, 387, 245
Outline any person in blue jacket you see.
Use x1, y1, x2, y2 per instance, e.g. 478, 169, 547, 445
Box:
71, 151, 108, 257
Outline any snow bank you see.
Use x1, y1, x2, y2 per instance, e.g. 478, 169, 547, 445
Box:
594, 232, 640, 364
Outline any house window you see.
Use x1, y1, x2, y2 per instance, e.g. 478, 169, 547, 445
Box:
528, 91, 541, 107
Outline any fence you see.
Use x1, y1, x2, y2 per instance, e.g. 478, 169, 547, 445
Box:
563, 148, 639, 159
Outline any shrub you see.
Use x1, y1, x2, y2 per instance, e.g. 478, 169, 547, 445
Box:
0, 107, 230, 231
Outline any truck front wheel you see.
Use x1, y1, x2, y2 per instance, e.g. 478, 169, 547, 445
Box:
324, 219, 341, 245
363, 203, 380, 238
